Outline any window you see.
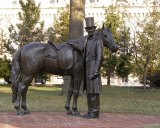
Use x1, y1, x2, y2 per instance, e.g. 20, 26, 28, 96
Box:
50, 0, 59, 4
100, 13, 102, 17
90, 0, 99, 3
96, 13, 98, 17
142, 13, 145, 17
12, 0, 17, 5
90, 0, 95, 3
50, 0, 54, 4
53, 14, 55, 18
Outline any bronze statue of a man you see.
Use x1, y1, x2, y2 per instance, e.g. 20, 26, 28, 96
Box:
83, 17, 104, 118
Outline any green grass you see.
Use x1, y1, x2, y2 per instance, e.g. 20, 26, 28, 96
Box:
0, 85, 160, 115
143, 124, 160, 128
100, 87, 160, 115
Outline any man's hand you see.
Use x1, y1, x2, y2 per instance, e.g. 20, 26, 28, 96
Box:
88, 75, 94, 80
93, 72, 99, 79
88, 72, 99, 80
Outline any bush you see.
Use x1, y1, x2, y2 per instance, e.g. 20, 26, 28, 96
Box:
147, 72, 160, 87
0, 56, 11, 83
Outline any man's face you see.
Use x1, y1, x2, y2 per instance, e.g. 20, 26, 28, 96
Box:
85, 27, 95, 36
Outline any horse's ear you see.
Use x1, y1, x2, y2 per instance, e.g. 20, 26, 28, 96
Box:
109, 23, 112, 28
102, 23, 105, 29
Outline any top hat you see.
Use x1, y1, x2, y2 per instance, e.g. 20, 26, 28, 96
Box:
85, 17, 96, 28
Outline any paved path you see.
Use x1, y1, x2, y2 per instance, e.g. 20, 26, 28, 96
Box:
0, 112, 160, 128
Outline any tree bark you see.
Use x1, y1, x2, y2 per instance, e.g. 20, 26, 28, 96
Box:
143, 67, 147, 91
32, 78, 35, 86
69, 0, 85, 39
62, 0, 85, 94
107, 74, 111, 86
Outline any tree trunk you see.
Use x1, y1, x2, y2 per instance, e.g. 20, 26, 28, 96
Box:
107, 74, 111, 86
60, 76, 71, 95
143, 67, 147, 91
69, 0, 85, 39
62, 0, 85, 94
32, 78, 35, 86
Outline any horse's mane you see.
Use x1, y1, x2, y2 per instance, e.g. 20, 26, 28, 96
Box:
94, 28, 101, 35
47, 29, 102, 52
94, 28, 102, 40
67, 36, 88, 52
67, 29, 103, 52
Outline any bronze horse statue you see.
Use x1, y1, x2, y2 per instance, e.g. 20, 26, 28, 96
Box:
11, 26, 118, 115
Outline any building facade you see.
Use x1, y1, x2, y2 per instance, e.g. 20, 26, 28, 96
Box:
0, 0, 159, 34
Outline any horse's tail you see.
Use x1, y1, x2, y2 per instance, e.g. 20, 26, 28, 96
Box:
11, 47, 23, 103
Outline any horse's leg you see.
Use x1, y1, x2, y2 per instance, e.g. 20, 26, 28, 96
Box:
72, 92, 80, 116
14, 82, 24, 115
65, 77, 73, 115
14, 76, 33, 115
21, 75, 34, 114
72, 75, 82, 116
21, 86, 30, 114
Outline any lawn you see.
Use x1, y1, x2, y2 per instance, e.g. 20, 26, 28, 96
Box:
0, 85, 160, 115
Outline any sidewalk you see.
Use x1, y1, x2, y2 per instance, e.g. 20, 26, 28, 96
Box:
0, 112, 160, 128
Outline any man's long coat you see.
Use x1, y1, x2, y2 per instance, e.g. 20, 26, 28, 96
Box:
84, 36, 104, 93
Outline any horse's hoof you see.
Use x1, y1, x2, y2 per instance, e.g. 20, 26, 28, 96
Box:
72, 107, 80, 116
67, 110, 73, 115
24, 110, 30, 114
72, 111, 81, 116
16, 110, 24, 116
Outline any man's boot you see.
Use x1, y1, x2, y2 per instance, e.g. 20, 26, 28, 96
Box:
83, 93, 100, 118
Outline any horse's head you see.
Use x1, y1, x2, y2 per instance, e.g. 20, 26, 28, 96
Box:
96, 23, 119, 52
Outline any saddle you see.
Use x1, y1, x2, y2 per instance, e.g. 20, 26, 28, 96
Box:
44, 41, 74, 70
